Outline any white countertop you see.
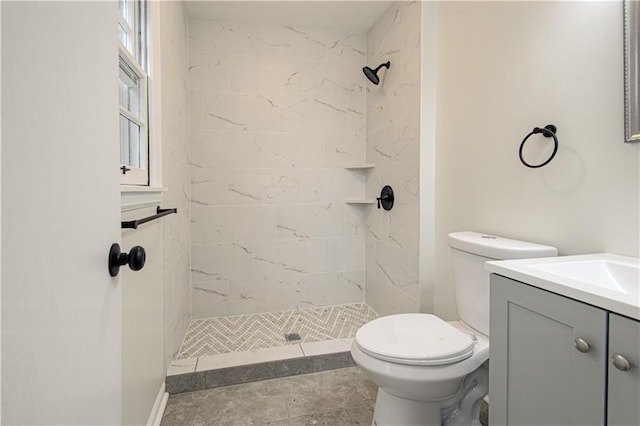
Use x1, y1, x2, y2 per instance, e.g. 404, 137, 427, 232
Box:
486, 253, 640, 320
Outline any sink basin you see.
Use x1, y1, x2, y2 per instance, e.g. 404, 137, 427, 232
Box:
528, 257, 640, 295
486, 253, 640, 320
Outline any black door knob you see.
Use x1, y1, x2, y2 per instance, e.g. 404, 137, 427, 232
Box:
108, 243, 146, 277
127, 246, 146, 271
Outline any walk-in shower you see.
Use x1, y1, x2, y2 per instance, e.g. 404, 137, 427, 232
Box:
169, 0, 422, 393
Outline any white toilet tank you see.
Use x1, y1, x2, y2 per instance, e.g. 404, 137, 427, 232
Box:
448, 232, 557, 336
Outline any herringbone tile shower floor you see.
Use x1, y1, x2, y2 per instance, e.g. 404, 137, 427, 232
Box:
177, 303, 378, 359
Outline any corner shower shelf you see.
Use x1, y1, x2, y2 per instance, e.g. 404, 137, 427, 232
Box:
345, 199, 376, 205
344, 163, 376, 170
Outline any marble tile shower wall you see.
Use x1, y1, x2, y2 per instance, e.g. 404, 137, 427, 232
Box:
365, 1, 421, 316
162, 2, 192, 368
188, 19, 368, 317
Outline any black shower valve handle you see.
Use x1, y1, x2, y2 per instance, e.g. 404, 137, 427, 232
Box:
377, 194, 390, 209
377, 185, 395, 211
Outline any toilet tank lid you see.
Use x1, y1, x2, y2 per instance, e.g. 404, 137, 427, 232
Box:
448, 231, 558, 260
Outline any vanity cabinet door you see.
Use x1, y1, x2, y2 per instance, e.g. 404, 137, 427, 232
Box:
489, 274, 608, 426
608, 313, 640, 426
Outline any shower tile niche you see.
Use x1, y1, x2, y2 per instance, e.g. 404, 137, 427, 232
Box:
188, 18, 367, 317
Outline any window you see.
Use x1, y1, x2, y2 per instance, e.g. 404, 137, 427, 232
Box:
118, 0, 149, 185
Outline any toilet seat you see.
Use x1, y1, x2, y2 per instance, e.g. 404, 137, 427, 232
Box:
355, 314, 475, 366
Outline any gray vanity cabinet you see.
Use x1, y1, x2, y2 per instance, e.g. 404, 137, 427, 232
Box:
489, 274, 608, 425
490, 274, 640, 426
608, 313, 640, 426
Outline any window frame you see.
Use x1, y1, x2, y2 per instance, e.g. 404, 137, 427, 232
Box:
118, 0, 151, 186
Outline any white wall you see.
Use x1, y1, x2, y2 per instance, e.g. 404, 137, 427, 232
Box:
121, 208, 164, 425
187, 18, 367, 317
365, 0, 422, 316
1, 2, 4, 419
419, 1, 438, 314
160, 1, 192, 368
1, 1, 122, 423
119, 4, 191, 422
434, 1, 640, 320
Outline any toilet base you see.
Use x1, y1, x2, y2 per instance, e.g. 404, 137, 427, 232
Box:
372, 389, 442, 426
370, 364, 489, 426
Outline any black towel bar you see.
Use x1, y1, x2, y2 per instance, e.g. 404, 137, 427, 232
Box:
121, 207, 177, 229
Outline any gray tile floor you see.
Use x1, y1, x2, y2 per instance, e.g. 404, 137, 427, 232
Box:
161, 366, 377, 426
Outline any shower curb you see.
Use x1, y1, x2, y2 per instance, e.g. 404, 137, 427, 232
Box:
166, 351, 355, 394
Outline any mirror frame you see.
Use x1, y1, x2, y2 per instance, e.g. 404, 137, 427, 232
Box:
624, 0, 640, 142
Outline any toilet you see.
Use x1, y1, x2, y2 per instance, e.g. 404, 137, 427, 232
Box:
351, 231, 558, 426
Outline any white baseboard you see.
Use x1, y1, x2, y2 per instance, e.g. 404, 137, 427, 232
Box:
147, 382, 169, 426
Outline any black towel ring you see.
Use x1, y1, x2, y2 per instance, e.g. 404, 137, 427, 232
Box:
519, 124, 558, 168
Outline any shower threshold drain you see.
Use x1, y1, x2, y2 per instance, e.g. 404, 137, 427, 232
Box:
284, 333, 301, 342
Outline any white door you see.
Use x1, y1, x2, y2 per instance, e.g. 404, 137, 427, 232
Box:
2, 2, 123, 424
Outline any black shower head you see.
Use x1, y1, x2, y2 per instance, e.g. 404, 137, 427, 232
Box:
362, 61, 391, 85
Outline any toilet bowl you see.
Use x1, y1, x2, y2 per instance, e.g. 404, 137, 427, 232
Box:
351, 232, 558, 426
352, 317, 489, 426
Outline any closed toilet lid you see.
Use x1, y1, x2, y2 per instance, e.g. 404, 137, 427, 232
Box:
355, 314, 475, 366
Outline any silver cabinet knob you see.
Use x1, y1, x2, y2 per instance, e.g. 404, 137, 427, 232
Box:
611, 354, 631, 371
574, 338, 591, 353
